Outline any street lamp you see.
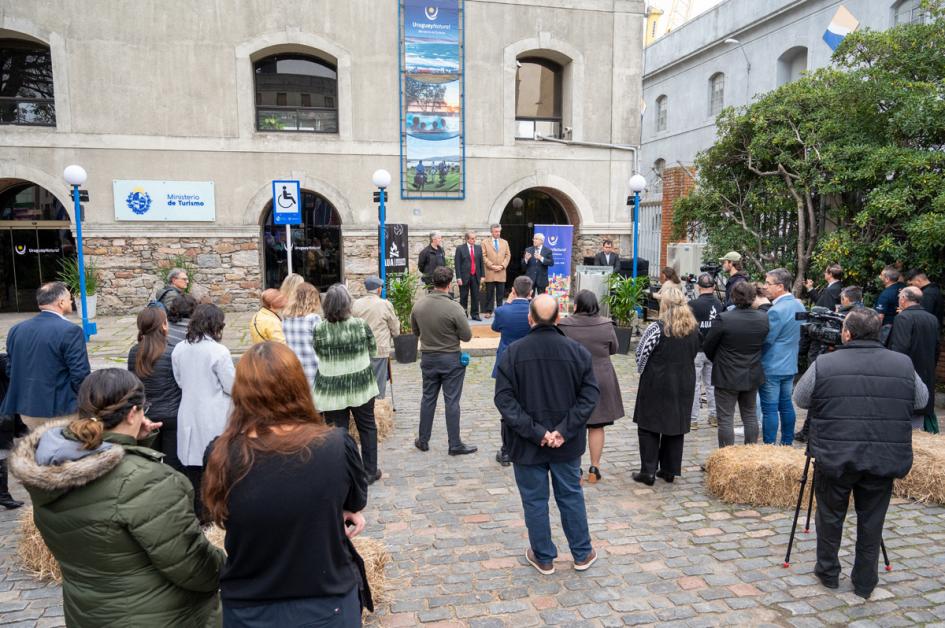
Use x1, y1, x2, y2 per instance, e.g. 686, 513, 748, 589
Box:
372, 169, 392, 298
627, 174, 647, 282
63, 165, 96, 342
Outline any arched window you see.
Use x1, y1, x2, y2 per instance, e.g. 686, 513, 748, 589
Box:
892, 0, 926, 24
515, 57, 563, 139
652, 159, 665, 194
777, 47, 808, 86
708, 72, 725, 117
655, 95, 667, 132
254, 54, 338, 133
0, 38, 55, 126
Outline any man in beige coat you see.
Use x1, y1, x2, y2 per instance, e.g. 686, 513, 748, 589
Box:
353, 275, 400, 399
482, 223, 511, 318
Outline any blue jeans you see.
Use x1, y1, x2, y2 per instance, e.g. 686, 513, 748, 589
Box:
760, 374, 796, 445
512, 458, 593, 564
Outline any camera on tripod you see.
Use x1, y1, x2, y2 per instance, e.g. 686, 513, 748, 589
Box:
795, 306, 845, 347
700, 262, 722, 278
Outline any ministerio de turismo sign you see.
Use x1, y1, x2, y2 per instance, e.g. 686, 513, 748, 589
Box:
113, 180, 215, 221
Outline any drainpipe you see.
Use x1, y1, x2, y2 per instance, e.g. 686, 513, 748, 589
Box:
535, 135, 641, 175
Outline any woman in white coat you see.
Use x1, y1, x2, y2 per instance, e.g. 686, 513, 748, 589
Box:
172, 303, 234, 523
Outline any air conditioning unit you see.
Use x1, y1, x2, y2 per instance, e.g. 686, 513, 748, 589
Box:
666, 242, 705, 277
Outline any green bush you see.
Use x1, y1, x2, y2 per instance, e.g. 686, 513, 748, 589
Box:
607, 274, 649, 327
386, 272, 420, 334
57, 257, 100, 296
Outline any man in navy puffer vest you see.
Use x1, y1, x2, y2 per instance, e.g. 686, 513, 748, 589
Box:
793, 307, 928, 599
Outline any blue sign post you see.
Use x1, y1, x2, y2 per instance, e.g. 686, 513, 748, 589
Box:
272, 180, 301, 275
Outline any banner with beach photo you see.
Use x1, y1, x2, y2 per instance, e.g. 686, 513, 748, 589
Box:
535, 224, 574, 312
400, 0, 465, 199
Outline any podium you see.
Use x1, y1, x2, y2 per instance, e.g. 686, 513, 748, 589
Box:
574, 265, 615, 318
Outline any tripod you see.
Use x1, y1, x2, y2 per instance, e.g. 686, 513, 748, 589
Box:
782, 454, 891, 572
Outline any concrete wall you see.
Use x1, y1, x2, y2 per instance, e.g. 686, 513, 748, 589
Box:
640, 0, 902, 181
0, 0, 645, 311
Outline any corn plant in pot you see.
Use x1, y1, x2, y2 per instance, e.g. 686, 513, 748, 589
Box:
57, 257, 101, 320
387, 272, 421, 363
607, 273, 649, 354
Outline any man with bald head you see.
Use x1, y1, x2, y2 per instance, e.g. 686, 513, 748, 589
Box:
889, 286, 941, 432
494, 294, 600, 575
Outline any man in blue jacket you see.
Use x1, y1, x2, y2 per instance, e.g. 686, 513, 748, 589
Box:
491, 275, 533, 466
760, 268, 806, 445
2, 282, 91, 430
875, 266, 905, 328
494, 294, 600, 575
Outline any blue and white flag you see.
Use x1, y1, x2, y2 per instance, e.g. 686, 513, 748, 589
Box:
823, 5, 859, 51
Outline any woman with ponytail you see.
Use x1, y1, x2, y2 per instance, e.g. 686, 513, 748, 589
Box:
128, 305, 183, 469
9, 369, 225, 627
203, 342, 371, 626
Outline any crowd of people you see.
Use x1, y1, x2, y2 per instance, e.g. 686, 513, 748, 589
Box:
0, 243, 941, 623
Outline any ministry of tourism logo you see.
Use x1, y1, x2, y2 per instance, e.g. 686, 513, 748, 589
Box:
425, 6, 439, 20
14, 244, 26, 256
126, 187, 152, 215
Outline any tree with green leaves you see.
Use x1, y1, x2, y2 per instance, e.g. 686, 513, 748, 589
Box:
674, 0, 945, 297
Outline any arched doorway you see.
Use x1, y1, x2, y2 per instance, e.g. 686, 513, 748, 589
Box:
0, 181, 75, 312
499, 188, 574, 289
261, 190, 342, 292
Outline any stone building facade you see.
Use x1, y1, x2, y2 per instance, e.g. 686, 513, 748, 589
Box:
0, 0, 645, 314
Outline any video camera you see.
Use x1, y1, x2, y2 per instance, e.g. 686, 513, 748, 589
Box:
700, 262, 723, 278
795, 306, 845, 347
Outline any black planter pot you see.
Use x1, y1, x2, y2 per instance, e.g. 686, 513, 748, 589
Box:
393, 334, 418, 363
614, 326, 633, 355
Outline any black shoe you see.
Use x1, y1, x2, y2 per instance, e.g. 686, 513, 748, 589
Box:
853, 588, 872, 600
367, 469, 383, 485
495, 449, 510, 466
414, 438, 429, 452
448, 443, 478, 456
587, 466, 601, 484
632, 472, 655, 486
656, 469, 675, 483
0, 493, 23, 510
815, 572, 838, 590
794, 431, 808, 443
471, 316, 482, 321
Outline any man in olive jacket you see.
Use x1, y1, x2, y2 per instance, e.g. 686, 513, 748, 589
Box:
494, 294, 600, 575
10, 420, 224, 626
793, 308, 927, 600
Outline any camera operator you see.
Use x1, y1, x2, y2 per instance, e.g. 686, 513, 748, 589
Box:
688, 274, 723, 429
793, 307, 927, 599
804, 264, 844, 365
719, 252, 748, 310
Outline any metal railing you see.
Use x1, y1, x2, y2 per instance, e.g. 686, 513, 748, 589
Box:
0, 97, 56, 126
638, 199, 663, 270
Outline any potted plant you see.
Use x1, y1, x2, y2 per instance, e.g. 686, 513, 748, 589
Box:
58, 257, 101, 320
607, 273, 649, 354
387, 272, 421, 363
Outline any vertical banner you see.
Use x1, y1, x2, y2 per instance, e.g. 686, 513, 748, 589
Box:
384, 223, 409, 275
400, 0, 465, 199
535, 224, 574, 312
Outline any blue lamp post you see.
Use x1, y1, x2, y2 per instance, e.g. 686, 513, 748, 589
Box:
63, 164, 97, 342
372, 169, 392, 298
628, 174, 647, 281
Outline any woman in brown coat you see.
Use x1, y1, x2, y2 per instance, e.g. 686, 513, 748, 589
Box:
559, 290, 624, 483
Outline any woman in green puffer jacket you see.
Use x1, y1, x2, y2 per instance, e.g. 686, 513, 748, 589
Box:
10, 368, 225, 627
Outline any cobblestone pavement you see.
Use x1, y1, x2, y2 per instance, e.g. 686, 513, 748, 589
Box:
1, 340, 945, 626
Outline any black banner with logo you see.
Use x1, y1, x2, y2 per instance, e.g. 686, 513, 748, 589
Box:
383, 223, 409, 275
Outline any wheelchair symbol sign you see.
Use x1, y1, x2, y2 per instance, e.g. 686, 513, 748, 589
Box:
272, 180, 301, 225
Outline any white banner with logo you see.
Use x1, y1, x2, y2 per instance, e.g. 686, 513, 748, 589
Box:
113, 180, 215, 221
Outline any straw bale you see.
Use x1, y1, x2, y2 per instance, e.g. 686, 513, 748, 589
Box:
894, 431, 945, 504
16, 508, 62, 583
704, 444, 810, 509
348, 398, 395, 444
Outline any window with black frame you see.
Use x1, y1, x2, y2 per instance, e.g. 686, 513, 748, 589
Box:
254, 54, 338, 133
0, 39, 55, 127
515, 57, 563, 140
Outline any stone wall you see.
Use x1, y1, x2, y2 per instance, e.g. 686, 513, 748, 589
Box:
88, 237, 261, 314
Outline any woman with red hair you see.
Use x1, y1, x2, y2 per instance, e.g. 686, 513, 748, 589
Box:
203, 341, 371, 626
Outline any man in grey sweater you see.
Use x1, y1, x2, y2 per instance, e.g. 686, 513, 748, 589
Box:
410, 266, 477, 456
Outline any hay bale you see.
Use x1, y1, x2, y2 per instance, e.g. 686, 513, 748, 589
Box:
16, 508, 62, 583
895, 431, 945, 505
348, 398, 395, 445
203, 526, 391, 611
704, 444, 811, 509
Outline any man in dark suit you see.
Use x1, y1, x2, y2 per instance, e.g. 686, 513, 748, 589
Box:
454, 230, 484, 321
889, 286, 941, 433
592, 239, 620, 271
906, 269, 944, 328
1, 282, 91, 430
804, 263, 844, 363
491, 275, 533, 466
523, 233, 554, 295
